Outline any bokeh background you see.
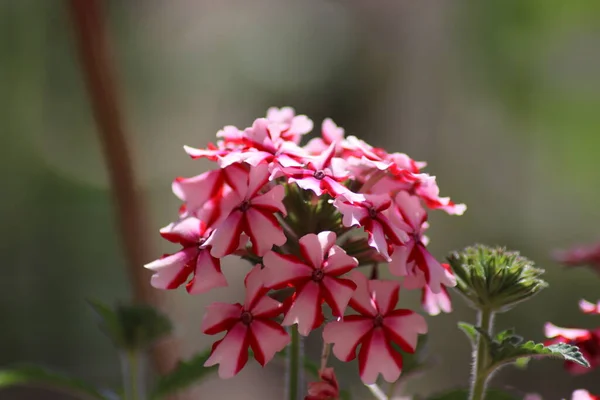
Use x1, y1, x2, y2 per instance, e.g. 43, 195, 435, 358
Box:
2, 0, 600, 399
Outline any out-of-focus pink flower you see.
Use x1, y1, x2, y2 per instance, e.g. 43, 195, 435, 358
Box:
262, 231, 358, 336
206, 163, 287, 257
305, 367, 340, 400
388, 191, 456, 294
304, 118, 345, 155
334, 193, 408, 262
144, 217, 227, 294
323, 271, 427, 384
266, 106, 313, 144
202, 265, 289, 378
580, 299, 600, 315
572, 390, 599, 400
545, 323, 600, 374
553, 242, 600, 273
421, 283, 452, 316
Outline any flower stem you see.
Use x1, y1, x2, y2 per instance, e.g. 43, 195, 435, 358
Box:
287, 326, 301, 400
469, 308, 495, 400
121, 350, 143, 400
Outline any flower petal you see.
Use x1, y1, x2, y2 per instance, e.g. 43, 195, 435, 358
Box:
421, 286, 452, 316
388, 244, 411, 277
204, 323, 249, 379
323, 245, 358, 275
300, 232, 335, 269
201, 302, 243, 335
358, 328, 403, 384
383, 310, 428, 352
544, 323, 591, 340
248, 319, 290, 366
207, 210, 244, 258
323, 317, 373, 362
246, 163, 270, 198
367, 220, 392, 262
579, 299, 600, 315
368, 280, 400, 316
394, 191, 426, 229
244, 208, 287, 256
186, 249, 228, 295
262, 251, 312, 288
347, 271, 377, 317
250, 295, 284, 319
144, 248, 196, 290
282, 281, 323, 336
321, 276, 356, 317
251, 185, 287, 215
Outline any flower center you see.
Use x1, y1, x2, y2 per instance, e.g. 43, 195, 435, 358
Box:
373, 314, 384, 328
197, 237, 206, 249
311, 269, 325, 282
239, 200, 251, 212
313, 170, 326, 180
368, 207, 378, 219
240, 311, 253, 325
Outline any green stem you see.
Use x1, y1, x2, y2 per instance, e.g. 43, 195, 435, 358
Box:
121, 350, 143, 400
288, 326, 301, 400
469, 309, 495, 400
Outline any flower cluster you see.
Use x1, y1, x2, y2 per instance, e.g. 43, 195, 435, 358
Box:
145, 107, 465, 385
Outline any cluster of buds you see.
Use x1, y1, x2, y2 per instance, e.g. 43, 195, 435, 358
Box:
144, 107, 465, 387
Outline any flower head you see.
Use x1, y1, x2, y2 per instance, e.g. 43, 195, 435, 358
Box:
553, 241, 600, 274
544, 323, 600, 374
323, 271, 427, 384
202, 265, 289, 378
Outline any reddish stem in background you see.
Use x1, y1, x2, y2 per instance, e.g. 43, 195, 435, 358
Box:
67, 0, 184, 391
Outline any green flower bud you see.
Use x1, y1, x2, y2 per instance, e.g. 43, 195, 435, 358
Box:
447, 244, 548, 312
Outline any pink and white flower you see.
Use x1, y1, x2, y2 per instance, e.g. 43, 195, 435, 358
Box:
266, 106, 314, 144
333, 193, 408, 262
579, 299, 600, 315
388, 191, 456, 294
206, 163, 287, 257
421, 285, 452, 316
202, 265, 289, 378
572, 390, 599, 400
323, 271, 428, 384
262, 231, 358, 336
144, 217, 227, 294
304, 118, 345, 155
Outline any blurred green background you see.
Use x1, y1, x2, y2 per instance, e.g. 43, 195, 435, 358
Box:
2, 0, 600, 399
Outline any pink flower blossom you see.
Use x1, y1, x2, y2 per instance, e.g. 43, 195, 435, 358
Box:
388, 191, 456, 294
277, 143, 358, 200
206, 163, 288, 257
553, 242, 600, 273
304, 118, 345, 155
421, 284, 452, 316
202, 265, 289, 378
144, 217, 227, 294
323, 271, 428, 384
572, 390, 599, 400
262, 231, 358, 336
266, 106, 314, 144
333, 193, 408, 262
579, 299, 600, 315
544, 323, 600, 374
305, 367, 340, 400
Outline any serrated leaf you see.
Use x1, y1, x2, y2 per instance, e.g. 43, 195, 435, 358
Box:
427, 387, 519, 400
458, 322, 478, 345
88, 300, 172, 351
490, 339, 589, 369
150, 350, 216, 399
0, 365, 111, 400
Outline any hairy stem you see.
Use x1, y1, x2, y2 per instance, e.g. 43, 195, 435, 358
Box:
287, 326, 301, 400
469, 308, 495, 400
320, 342, 331, 372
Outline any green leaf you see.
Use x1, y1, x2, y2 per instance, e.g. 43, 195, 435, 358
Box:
88, 299, 173, 351
427, 387, 519, 400
150, 350, 216, 399
489, 338, 589, 369
0, 365, 112, 400
458, 322, 478, 345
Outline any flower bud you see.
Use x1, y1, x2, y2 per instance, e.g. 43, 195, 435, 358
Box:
447, 244, 548, 312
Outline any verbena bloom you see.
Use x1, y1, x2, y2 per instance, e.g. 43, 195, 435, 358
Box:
388, 191, 456, 294
145, 107, 464, 384
579, 299, 600, 314
544, 323, 600, 374
144, 217, 226, 294
554, 241, 600, 274
206, 163, 287, 257
305, 367, 340, 400
262, 231, 358, 336
323, 272, 428, 384
201, 265, 289, 378
572, 390, 599, 400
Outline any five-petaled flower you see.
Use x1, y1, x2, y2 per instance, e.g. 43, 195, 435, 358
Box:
202, 265, 290, 378
206, 163, 287, 257
323, 271, 428, 384
545, 323, 600, 374
262, 231, 358, 336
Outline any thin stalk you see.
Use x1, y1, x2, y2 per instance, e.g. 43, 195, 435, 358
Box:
287, 326, 301, 400
469, 308, 495, 400
319, 342, 331, 372
365, 383, 388, 400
